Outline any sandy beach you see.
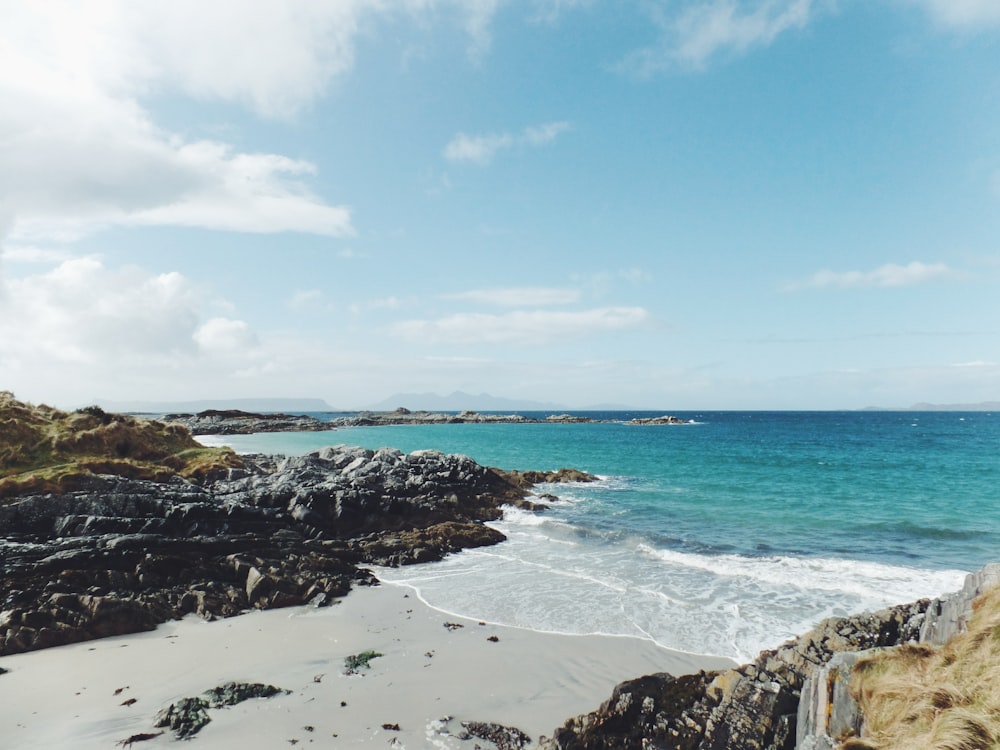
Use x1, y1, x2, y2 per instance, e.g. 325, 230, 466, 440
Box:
0, 579, 735, 749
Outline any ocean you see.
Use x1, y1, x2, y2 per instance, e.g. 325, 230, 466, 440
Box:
198, 411, 999, 661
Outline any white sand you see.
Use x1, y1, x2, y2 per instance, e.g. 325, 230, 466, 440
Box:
0, 581, 736, 749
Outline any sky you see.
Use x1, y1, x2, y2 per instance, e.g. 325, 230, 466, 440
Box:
1, 0, 999, 411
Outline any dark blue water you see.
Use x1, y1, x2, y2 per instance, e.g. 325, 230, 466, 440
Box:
200, 411, 999, 658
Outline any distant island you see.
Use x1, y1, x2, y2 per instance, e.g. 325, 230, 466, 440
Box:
164, 407, 694, 435
863, 401, 1000, 412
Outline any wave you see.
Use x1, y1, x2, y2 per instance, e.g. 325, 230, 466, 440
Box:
374, 520, 968, 661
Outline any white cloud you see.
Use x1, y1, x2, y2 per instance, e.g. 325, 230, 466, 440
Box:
393, 306, 650, 345
443, 121, 571, 164
193, 318, 258, 352
289, 289, 326, 311
445, 287, 581, 306
910, 0, 1000, 29
790, 261, 955, 289
0, 2, 370, 243
349, 296, 406, 317
1, 246, 73, 264
522, 121, 571, 146
622, 0, 817, 73
0, 257, 204, 363
443, 132, 515, 165
0, 256, 284, 404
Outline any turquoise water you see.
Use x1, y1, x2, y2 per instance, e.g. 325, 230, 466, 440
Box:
200, 411, 999, 659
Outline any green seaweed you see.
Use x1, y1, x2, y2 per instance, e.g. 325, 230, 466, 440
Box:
344, 649, 383, 674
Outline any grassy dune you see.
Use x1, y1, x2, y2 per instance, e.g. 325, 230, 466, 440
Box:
0, 391, 242, 499
850, 585, 1000, 750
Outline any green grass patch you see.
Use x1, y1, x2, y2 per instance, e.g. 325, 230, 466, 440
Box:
0, 391, 243, 498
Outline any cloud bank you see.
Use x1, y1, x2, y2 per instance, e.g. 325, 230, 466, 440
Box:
444, 121, 570, 165
790, 261, 955, 289
393, 306, 650, 345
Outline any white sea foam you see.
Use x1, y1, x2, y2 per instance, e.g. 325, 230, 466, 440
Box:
375, 522, 968, 662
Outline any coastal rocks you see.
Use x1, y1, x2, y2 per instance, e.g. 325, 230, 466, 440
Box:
460, 720, 532, 750
0, 445, 558, 656
541, 600, 930, 750
919, 561, 1000, 646
541, 671, 722, 750
627, 415, 691, 425
795, 651, 867, 750
330, 408, 536, 427
796, 564, 1000, 748
500, 468, 598, 490
164, 409, 332, 435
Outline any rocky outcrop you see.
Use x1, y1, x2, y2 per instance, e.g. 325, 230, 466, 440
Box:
541, 600, 929, 750
795, 651, 867, 750
329, 408, 537, 427
164, 409, 332, 435
796, 563, 1000, 748
541, 671, 721, 749
919, 562, 1000, 646
628, 415, 691, 425
0, 445, 560, 656
0, 393, 240, 497
500, 467, 599, 491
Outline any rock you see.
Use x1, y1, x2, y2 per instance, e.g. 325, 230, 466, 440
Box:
461, 721, 532, 750
627, 415, 691, 425
0, 443, 577, 656
919, 562, 1000, 646
500, 468, 599, 490
541, 671, 720, 749
164, 410, 333, 435
795, 651, 867, 750
329, 410, 537, 427
540, 600, 930, 750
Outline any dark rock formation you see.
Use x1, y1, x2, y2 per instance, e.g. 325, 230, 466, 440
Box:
627, 415, 691, 425
0, 445, 551, 656
164, 409, 333, 435
461, 721, 533, 750
541, 671, 721, 750
540, 600, 929, 750
329, 408, 537, 427
500, 468, 599, 490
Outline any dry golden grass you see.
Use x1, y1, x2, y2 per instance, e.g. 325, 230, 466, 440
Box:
0, 391, 242, 498
850, 585, 1000, 750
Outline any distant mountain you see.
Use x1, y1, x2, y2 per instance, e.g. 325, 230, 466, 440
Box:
365, 391, 568, 412
862, 401, 1000, 412
92, 397, 339, 414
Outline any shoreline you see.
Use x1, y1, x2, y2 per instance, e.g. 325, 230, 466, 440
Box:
0, 578, 736, 749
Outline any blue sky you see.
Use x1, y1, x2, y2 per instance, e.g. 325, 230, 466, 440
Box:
1, 0, 999, 410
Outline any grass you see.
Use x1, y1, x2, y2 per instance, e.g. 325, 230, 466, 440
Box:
0, 391, 243, 499
850, 584, 1000, 750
